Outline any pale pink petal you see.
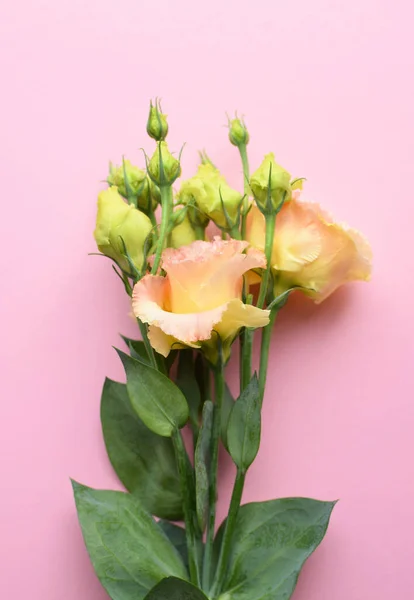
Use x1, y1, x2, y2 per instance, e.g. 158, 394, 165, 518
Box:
159, 238, 265, 312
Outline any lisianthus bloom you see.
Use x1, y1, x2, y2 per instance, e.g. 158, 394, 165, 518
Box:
246, 190, 372, 302
94, 186, 152, 273
132, 238, 270, 363
178, 164, 243, 229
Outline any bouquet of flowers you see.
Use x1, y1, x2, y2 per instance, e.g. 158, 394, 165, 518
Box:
73, 100, 372, 600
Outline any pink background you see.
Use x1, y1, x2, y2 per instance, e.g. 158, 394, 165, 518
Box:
1, 0, 413, 598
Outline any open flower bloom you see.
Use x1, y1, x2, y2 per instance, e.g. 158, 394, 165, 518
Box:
132, 238, 270, 363
246, 191, 372, 303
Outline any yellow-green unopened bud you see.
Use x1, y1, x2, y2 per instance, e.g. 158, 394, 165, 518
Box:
228, 117, 249, 147
108, 160, 157, 214
94, 186, 152, 273
146, 99, 168, 141
249, 153, 292, 212
178, 164, 242, 229
148, 141, 181, 187
171, 212, 198, 248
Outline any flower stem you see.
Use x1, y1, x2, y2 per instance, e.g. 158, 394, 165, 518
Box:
151, 184, 172, 274
257, 212, 276, 308
210, 468, 246, 597
238, 143, 250, 239
194, 224, 206, 240
172, 429, 201, 587
202, 358, 225, 591
258, 307, 278, 405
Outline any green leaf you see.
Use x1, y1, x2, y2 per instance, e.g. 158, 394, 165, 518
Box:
176, 350, 202, 431
267, 286, 306, 311
158, 521, 189, 571
116, 349, 189, 437
72, 481, 188, 600
144, 577, 208, 600
221, 383, 235, 451
216, 497, 336, 600
100, 378, 183, 520
121, 335, 150, 364
227, 374, 261, 471
194, 401, 213, 531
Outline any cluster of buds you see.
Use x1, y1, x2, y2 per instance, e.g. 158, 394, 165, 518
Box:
94, 101, 371, 312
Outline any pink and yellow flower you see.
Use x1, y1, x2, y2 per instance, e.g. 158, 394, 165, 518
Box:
132, 238, 270, 362
246, 190, 372, 302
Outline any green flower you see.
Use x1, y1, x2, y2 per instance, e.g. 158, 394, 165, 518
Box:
108, 160, 157, 214
228, 117, 249, 146
94, 186, 152, 273
250, 153, 292, 212
178, 164, 242, 229
146, 99, 168, 141
148, 142, 181, 187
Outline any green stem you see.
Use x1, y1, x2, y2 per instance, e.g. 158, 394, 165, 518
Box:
137, 318, 158, 370
210, 468, 246, 597
238, 143, 250, 239
151, 185, 172, 273
257, 213, 276, 308
258, 308, 278, 405
172, 430, 201, 587
194, 224, 206, 240
202, 359, 225, 591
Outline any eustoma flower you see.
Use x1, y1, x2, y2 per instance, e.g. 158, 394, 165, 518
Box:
132, 238, 270, 362
246, 189, 372, 302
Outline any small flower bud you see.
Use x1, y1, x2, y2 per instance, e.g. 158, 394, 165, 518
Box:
171, 211, 198, 248
148, 142, 181, 187
146, 99, 168, 141
94, 186, 152, 273
228, 117, 250, 147
249, 153, 292, 213
107, 159, 157, 215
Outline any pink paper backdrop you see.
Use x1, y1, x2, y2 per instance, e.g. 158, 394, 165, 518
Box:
2, 0, 413, 598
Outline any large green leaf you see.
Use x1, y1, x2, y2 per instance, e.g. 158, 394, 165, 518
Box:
227, 374, 261, 471
144, 577, 208, 600
216, 497, 336, 600
72, 481, 188, 600
194, 401, 213, 531
158, 521, 189, 571
116, 349, 189, 437
100, 378, 183, 520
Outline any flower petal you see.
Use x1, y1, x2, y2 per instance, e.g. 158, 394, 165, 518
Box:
160, 238, 265, 312
132, 273, 232, 344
